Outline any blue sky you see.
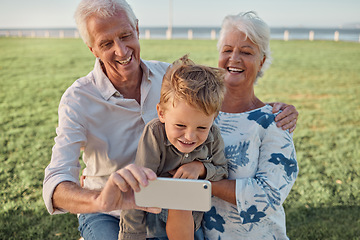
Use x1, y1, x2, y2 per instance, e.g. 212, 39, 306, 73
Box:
0, 0, 359, 28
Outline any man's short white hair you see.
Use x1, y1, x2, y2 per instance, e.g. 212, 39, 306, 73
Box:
74, 0, 138, 47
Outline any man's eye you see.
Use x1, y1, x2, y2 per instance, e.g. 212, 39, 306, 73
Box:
101, 42, 112, 48
121, 34, 131, 40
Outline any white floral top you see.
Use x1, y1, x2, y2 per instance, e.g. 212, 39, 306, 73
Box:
203, 105, 298, 240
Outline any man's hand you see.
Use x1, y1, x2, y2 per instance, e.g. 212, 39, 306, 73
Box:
95, 164, 161, 213
270, 102, 298, 133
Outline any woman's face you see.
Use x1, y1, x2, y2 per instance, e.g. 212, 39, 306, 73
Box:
218, 29, 265, 89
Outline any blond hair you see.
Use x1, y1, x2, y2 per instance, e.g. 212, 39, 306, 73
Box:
159, 55, 225, 116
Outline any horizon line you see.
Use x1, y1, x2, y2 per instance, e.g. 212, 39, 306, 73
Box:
1, 24, 360, 30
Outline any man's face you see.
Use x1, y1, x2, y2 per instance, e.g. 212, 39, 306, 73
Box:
87, 11, 141, 83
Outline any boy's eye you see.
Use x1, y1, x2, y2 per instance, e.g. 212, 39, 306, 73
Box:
197, 126, 207, 130
176, 124, 186, 128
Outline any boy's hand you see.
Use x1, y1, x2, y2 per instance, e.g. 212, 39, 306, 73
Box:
170, 161, 206, 179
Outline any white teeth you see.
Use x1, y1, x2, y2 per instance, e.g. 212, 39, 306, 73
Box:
180, 140, 194, 145
118, 56, 131, 65
228, 67, 243, 72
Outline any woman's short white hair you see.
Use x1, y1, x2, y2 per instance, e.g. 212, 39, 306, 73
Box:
74, 0, 138, 47
217, 11, 272, 82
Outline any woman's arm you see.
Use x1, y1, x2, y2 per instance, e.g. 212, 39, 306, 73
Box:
234, 121, 298, 218
211, 179, 236, 205
211, 113, 298, 222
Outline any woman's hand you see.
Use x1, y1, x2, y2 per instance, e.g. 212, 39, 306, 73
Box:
270, 102, 298, 133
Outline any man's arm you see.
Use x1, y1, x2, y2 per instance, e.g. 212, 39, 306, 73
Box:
52, 164, 160, 214
52, 181, 101, 214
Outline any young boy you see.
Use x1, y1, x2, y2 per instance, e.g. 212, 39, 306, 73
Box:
119, 55, 228, 240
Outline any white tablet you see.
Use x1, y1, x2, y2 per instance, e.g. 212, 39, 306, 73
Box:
134, 177, 212, 212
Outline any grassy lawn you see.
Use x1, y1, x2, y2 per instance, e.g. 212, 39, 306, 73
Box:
0, 37, 359, 239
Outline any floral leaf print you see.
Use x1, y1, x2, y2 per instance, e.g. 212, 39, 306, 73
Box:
225, 141, 250, 172
204, 206, 226, 233
247, 109, 275, 129
254, 176, 281, 211
268, 153, 298, 177
228, 205, 242, 224
215, 115, 239, 134
240, 205, 266, 224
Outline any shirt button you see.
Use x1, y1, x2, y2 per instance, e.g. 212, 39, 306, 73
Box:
185, 153, 189, 158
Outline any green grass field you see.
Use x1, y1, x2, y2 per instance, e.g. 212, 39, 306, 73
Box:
0, 37, 359, 239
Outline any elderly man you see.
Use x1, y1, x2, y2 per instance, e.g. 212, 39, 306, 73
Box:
43, 0, 169, 239
43, 0, 298, 239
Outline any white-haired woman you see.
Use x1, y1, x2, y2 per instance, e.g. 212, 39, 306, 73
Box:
201, 12, 299, 239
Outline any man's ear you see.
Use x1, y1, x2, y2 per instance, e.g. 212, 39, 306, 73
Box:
88, 45, 99, 58
135, 20, 140, 39
157, 104, 165, 123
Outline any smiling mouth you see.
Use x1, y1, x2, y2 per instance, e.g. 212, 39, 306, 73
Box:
228, 67, 244, 73
179, 139, 195, 146
117, 56, 132, 65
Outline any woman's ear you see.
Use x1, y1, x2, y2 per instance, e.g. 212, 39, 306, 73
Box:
260, 55, 266, 67
157, 104, 166, 123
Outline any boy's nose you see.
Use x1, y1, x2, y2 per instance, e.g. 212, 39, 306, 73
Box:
184, 131, 196, 142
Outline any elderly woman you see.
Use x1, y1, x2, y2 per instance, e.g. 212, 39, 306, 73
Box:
200, 12, 299, 239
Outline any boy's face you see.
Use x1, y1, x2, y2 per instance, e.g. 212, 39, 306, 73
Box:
157, 101, 216, 154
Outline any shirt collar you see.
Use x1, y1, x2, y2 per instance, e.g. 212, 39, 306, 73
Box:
93, 58, 152, 101
93, 58, 117, 101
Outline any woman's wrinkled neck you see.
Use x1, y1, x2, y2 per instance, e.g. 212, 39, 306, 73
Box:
221, 90, 264, 113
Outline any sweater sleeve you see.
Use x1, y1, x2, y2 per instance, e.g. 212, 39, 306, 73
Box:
235, 118, 298, 223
